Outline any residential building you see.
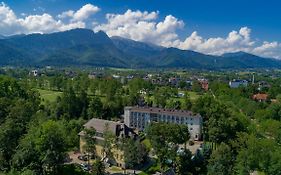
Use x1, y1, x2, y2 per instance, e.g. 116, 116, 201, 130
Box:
229, 79, 248, 88
112, 74, 121, 79
30, 69, 39, 77
124, 106, 203, 140
169, 77, 180, 86
258, 81, 271, 91
79, 118, 136, 168
198, 79, 209, 91
252, 93, 268, 102
88, 72, 103, 79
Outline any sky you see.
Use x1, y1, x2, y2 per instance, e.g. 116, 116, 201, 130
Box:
0, 0, 280, 58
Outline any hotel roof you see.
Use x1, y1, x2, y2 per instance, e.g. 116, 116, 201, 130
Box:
125, 106, 201, 117
83, 118, 120, 134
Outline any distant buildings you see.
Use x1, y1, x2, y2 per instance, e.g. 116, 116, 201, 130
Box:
252, 93, 268, 102
229, 79, 248, 88
30, 69, 39, 77
258, 81, 271, 91
168, 77, 180, 86
88, 72, 103, 79
79, 118, 136, 168
112, 74, 121, 79
198, 79, 209, 91
64, 70, 77, 77
124, 106, 203, 140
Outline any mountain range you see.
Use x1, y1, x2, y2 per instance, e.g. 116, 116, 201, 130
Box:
0, 28, 280, 69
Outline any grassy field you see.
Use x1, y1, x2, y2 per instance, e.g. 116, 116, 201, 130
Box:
180, 91, 200, 101
37, 89, 63, 104
142, 139, 152, 151
145, 91, 200, 105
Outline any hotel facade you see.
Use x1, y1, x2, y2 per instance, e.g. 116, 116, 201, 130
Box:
124, 106, 203, 140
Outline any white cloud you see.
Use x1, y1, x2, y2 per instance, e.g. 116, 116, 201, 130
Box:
94, 10, 184, 47
0, 2, 96, 35
174, 27, 255, 55
172, 27, 281, 59
58, 4, 100, 21
253, 41, 281, 59
94, 9, 281, 59
58, 10, 74, 19
18, 14, 85, 33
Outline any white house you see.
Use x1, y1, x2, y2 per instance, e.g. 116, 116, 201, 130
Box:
229, 79, 248, 88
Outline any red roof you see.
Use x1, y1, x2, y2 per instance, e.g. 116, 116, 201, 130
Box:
252, 93, 268, 101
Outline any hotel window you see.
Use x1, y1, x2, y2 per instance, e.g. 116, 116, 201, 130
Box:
180, 117, 184, 123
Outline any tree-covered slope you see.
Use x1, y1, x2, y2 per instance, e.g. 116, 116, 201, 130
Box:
0, 28, 280, 69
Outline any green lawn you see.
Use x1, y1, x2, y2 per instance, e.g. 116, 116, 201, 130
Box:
179, 91, 200, 101
37, 89, 63, 104
145, 90, 200, 105
142, 139, 152, 151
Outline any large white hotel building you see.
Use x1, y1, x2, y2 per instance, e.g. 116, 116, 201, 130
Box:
124, 106, 203, 140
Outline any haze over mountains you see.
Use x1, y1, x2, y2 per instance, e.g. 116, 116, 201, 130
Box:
0, 28, 280, 69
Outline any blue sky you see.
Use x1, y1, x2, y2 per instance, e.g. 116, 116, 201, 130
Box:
1, 0, 281, 58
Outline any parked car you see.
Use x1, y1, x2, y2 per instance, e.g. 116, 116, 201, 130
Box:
80, 163, 91, 171
78, 155, 89, 161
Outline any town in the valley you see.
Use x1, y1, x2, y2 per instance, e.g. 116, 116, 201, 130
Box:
0, 66, 280, 175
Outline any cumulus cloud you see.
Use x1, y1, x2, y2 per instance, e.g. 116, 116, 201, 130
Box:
172, 27, 281, 59
174, 27, 255, 55
252, 41, 281, 59
58, 4, 100, 21
94, 9, 184, 47
0, 2, 97, 35
94, 9, 281, 59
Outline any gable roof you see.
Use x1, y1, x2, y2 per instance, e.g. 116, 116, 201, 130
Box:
83, 118, 120, 134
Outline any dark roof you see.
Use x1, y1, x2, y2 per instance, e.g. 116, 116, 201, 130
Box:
79, 118, 137, 138
163, 169, 176, 175
125, 106, 201, 118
